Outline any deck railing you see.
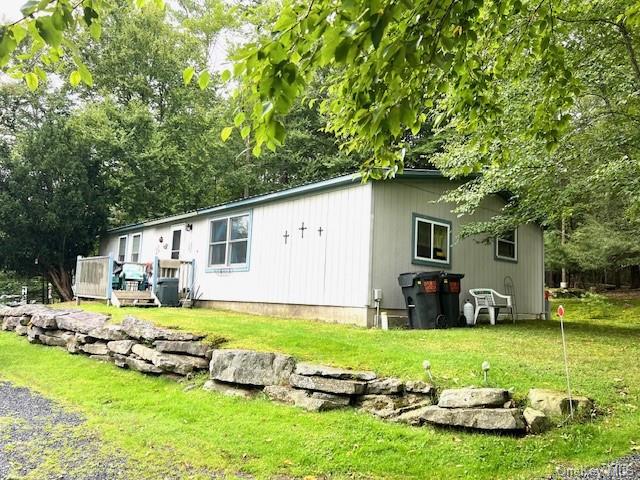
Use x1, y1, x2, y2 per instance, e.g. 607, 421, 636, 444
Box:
74, 255, 113, 301
152, 257, 196, 300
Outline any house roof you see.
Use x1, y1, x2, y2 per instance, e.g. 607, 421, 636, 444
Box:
106, 169, 450, 234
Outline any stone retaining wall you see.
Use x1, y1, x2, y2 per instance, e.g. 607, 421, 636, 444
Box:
0, 305, 212, 377
1, 305, 594, 435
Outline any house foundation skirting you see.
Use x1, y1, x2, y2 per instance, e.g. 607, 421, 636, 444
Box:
195, 300, 371, 327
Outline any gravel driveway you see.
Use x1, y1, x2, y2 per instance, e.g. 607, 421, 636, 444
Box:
0, 382, 127, 480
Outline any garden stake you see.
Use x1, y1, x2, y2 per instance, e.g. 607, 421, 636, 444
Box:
482, 361, 490, 384
557, 305, 574, 418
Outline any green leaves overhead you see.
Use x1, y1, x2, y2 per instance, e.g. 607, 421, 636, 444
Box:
24, 72, 38, 91
231, 0, 584, 178
182, 66, 195, 85
0, 0, 166, 90
220, 126, 233, 141
198, 70, 211, 89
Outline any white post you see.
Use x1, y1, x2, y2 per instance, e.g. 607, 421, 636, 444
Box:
558, 305, 574, 417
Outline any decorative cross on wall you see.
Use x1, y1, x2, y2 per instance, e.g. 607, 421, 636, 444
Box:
299, 222, 307, 238
318, 227, 324, 237
283, 230, 290, 244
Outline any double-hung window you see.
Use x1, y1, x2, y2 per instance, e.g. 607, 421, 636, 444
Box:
495, 229, 518, 262
209, 214, 250, 268
412, 214, 451, 266
117, 236, 127, 262
130, 234, 141, 262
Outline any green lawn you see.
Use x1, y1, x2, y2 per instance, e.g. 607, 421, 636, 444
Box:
0, 296, 639, 479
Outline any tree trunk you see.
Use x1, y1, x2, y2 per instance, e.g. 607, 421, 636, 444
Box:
614, 269, 621, 289
47, 265, 74, 302
631, 265, 640, 289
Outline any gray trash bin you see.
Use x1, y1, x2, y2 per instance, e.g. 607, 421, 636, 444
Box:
398, 272, 444, 329
156, 277, 179, 307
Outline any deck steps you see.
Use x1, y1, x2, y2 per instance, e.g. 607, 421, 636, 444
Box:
111, 290, 160, 308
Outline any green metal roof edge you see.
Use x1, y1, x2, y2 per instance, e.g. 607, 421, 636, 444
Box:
106, 169, 450, 234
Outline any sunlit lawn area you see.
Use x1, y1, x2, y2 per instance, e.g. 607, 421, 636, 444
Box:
0, 296, 638, 479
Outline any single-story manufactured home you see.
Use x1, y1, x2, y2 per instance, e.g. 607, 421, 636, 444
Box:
99, 169, 544, 326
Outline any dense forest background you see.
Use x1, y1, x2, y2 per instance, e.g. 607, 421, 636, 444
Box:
0, 0, 639, 299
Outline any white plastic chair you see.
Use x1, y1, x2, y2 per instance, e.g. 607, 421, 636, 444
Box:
469, 289, 514, 325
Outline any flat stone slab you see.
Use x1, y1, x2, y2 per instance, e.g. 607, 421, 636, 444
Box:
38, 331, 74, 347
87, 324, 129, 341
107, 340, 137, 355
14, 325, 28, 336
113, 354, 163, 374
122, 317, 204, 342
132, 344, 208, 375
523, 406, 549, 434
528, 388, 594, 417
438, 388, 511, 408
294, 362, 376, 381
421, 406, 525, 431
366, 377, 404, 395
153, 340, 211, 358
56, 312, 110, 334
1, 316, 23, 331
80, 343, 109, 356
391, 405, 435, 426
209, 349, 295, 386
405, 380, 434, 394
355, 394, 432, 419
289, 373, 366, 395
264, 385, 350, 411
29, 310, 66, 329
26, 325, 44, 343
203, 380, 261, 399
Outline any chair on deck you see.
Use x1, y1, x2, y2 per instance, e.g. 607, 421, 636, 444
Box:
469, 289, 515, 325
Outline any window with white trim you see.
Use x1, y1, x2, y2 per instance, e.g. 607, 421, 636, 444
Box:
495, 229, 518, 261
209, 214, 250, 267
130, 234, 141, 263
413, 215, 450, 265
117, 236, 127, 262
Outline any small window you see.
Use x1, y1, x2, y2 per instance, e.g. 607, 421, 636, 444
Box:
496, 229, 518, 262
130, 234, 141, 263
412, 215, 451, 266
209, 214, 250, 267
171, 229, 181, 260
117, 236, 127, 262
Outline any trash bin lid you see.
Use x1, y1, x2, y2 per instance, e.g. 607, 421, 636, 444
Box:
157, 277, 179, 285
439, 272, 465, 280
398, 272, 418, 287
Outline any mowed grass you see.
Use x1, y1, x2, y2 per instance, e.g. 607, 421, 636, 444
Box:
0, 297, 638, 479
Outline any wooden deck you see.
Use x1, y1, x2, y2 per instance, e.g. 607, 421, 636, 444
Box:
111, 290, 160, 308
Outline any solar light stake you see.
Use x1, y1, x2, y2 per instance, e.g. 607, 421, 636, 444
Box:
482, 361, 490, 384
422, 360, 433, 382
557, 305, 574, 418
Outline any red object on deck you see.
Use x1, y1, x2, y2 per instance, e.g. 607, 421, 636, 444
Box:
557, 305, 565, 317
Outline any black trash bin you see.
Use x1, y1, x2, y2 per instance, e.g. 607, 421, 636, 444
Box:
156, 277, 180, 307
398, 272, 445, 329
439, 272, 465, 327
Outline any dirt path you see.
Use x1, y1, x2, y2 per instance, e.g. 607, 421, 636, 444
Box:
0, 382, 127, 479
